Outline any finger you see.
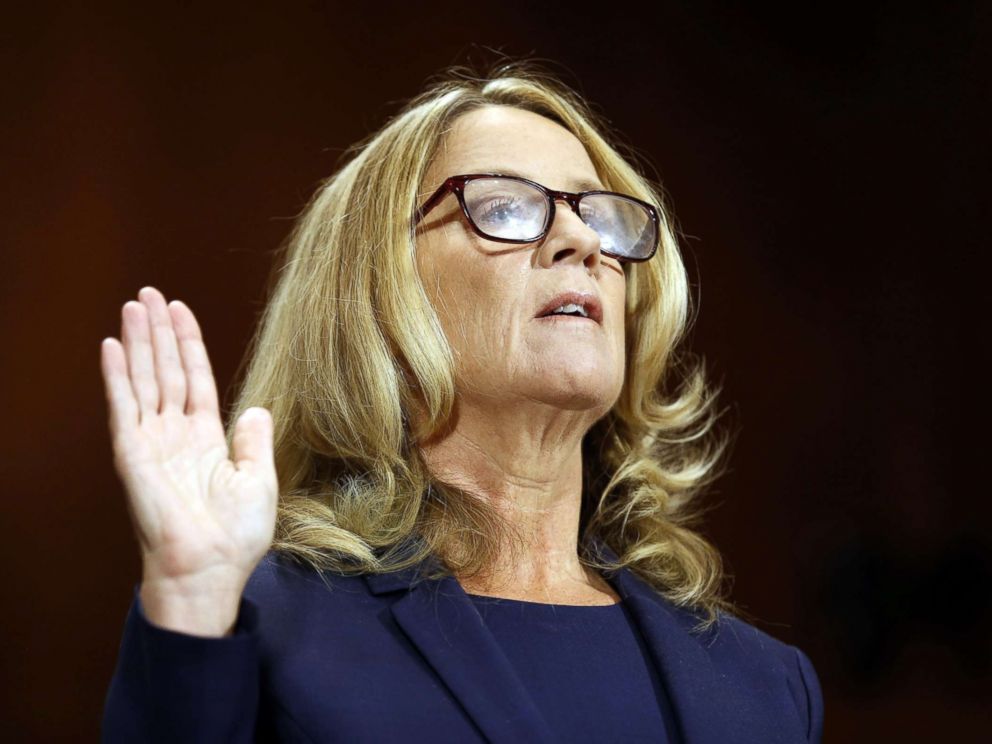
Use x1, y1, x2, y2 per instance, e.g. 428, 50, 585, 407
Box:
100, 337, 139, 442
231, 408, 275, 481
121, 300, 159, 418
139, 286, 187, 414
102, 341, 156, 551
168, 300, 221, 417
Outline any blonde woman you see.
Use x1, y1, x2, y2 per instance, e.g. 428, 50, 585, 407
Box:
100, 60, 824, 743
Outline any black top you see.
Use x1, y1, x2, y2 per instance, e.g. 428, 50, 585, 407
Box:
466, 593, 677, 742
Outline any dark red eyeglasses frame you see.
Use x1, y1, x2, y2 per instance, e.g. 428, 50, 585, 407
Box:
411, 173, 660, 263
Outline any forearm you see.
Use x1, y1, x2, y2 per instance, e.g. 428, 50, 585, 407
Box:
102, 587, 261, 744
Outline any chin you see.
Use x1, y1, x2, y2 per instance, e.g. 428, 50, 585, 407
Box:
532, 378, 620, 412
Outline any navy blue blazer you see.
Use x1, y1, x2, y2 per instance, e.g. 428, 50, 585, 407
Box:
102, 537, 824, 743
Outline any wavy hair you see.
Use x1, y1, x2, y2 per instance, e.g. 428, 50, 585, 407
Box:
225, 58, 741, 632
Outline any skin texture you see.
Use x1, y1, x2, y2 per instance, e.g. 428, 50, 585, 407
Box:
414, 105, 627, 605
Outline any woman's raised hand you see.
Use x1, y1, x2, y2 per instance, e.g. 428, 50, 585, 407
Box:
100, 287, 278, 636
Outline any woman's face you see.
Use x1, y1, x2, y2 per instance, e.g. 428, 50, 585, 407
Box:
414, 105, 627, 417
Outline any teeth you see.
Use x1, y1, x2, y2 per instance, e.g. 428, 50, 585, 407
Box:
552, 303, 588, 317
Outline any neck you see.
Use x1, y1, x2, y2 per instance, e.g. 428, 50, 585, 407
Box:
418, 396, 607, 598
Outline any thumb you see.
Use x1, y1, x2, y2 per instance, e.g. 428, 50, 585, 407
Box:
231, 407, 274, 476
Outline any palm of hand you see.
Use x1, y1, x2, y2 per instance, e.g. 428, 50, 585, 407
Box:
101, 286, 277, 594
122, 407, 275, 583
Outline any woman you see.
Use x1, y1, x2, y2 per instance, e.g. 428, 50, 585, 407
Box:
100, 61, 824, 743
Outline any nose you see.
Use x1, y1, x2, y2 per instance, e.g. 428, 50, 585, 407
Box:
536, 197, 603, 270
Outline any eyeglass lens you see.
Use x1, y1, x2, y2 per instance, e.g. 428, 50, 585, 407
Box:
463, 177, 655, 260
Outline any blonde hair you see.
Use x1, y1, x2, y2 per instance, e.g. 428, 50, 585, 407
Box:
226, 58, 741, 632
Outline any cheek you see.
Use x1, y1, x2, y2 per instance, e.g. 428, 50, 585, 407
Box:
611, 297, 628, 378
427, 258, 506, 352
418, 239, 469, 321
609, 281, 627, 345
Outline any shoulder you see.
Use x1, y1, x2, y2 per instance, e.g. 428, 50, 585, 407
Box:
652, 592, 810, 671
240, 550, 382, 632
704, 611, 801, 664
243, 549, 370, 607
238, 550, 398, 659
637, 580, 814, 676
705, 611, 824, 743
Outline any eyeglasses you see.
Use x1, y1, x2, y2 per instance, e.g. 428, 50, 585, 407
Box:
412, 173, 660, 263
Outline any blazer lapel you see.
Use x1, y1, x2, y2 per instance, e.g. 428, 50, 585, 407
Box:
588, 537, 802, 744
364, 555, 557, 744
365, 536, 799, 744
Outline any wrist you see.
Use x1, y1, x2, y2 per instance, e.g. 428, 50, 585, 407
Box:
139, 579, 244, 638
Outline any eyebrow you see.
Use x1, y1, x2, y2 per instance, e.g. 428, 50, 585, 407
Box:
472, 167, 606, 192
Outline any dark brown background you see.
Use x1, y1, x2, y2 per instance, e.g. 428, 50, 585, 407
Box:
2, 2, 988, 740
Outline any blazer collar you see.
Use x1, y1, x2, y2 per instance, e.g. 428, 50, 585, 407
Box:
364, 536, 794, 744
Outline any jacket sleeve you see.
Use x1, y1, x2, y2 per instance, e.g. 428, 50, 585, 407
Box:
792, 645, 824, 744
101, 584, 261, 744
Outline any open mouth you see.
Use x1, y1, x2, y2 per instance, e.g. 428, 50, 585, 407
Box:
534, 294, 603, 324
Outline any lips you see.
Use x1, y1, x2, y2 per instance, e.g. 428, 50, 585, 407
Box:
535, 290, 603, 324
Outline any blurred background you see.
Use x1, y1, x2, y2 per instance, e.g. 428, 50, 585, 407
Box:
2, 1, 988, 740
